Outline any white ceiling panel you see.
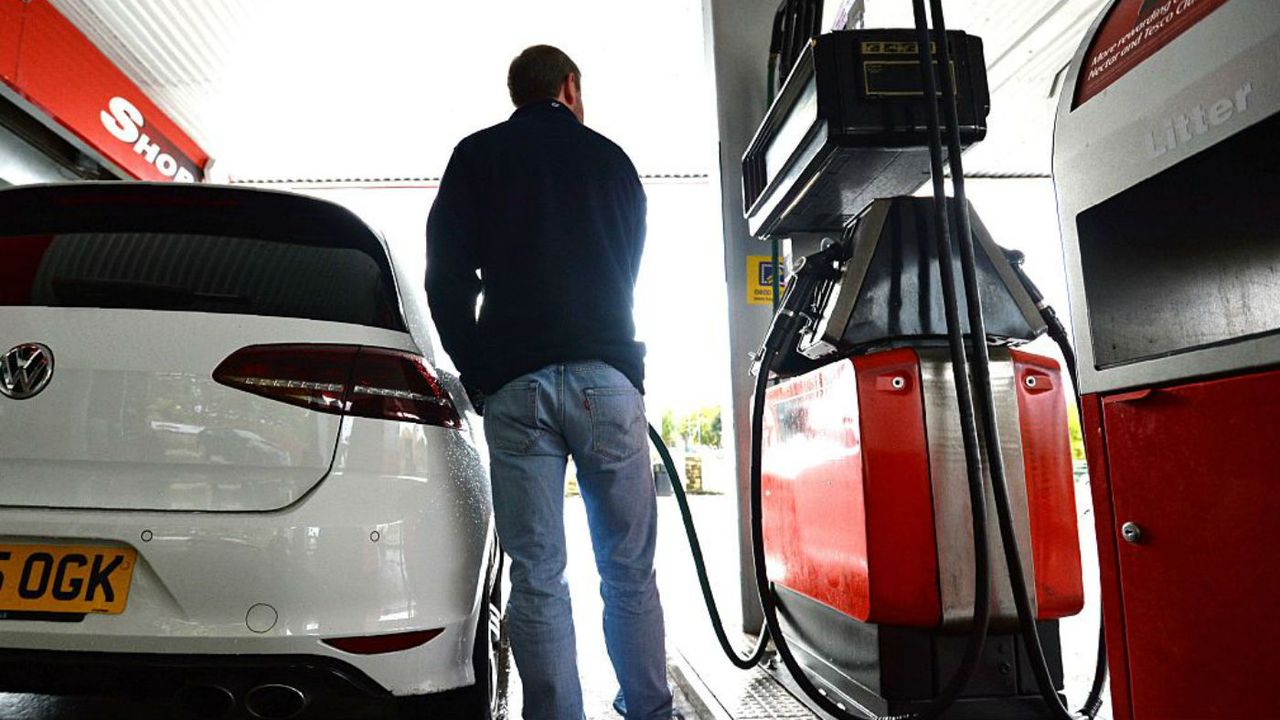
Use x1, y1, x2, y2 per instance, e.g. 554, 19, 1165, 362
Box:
49, 0, 1111, 180
48, 0, 252, 157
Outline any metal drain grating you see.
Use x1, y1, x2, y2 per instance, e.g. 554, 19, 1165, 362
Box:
671, 650, 816, 720
726, 671, 816, 719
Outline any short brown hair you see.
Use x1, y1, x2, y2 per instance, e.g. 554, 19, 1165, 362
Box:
507, 45, 581, 108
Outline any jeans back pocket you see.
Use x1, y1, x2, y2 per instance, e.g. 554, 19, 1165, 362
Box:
585, 386, 645, 463
485, 381, 541, 454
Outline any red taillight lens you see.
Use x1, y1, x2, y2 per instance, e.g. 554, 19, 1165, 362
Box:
213, 344, 461, 429
322, 628, 444, 655
348, 347, 463, 429
212, 344, 355, 413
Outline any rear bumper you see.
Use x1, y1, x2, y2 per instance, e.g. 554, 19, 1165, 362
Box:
0, 426, 494, 697
0, 648, 388, 701
0, 648, 488, 718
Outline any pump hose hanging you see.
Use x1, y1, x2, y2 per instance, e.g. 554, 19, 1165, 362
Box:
1004, 249, 1109, 719
641, 244, 841, 674
920, 0, 1112, 716
907, 3, 1068, 720
648, 423, 770, 670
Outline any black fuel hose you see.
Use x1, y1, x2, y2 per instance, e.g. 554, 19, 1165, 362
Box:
649, 423, 771, 670
919, 1, 1078, 718
768, 2, 785, 93
922, 2, 1105, 715
642, 251, 837, 674
1050, 327, 1109, 720
779, 0, 799, 81
1004, 249, 1109, 719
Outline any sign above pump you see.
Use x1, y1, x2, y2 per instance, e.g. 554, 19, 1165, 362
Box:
1075, 0, 1234, 107
0, 0, 207, 181
100, 96, 201, 182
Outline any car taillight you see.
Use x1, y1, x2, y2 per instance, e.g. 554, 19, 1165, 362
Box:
213, 344, 462, 429
212, 344, 353, 413
348, 346, 462, 428
322, 628, 444, 655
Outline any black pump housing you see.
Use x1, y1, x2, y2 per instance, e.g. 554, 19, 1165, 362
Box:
743, 30, 990, 239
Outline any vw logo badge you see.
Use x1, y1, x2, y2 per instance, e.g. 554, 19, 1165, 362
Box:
0, 343, 54, 400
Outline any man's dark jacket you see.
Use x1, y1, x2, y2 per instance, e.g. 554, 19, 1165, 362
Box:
426, 100, 647, 396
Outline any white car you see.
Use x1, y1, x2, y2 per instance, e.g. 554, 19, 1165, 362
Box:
0, 183, 505, 719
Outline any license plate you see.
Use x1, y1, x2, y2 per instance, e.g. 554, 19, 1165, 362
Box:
0, 544, 137, 615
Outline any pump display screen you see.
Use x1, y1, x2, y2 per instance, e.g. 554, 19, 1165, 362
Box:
1077, 111, 1280, 369
863, 60, 951, 97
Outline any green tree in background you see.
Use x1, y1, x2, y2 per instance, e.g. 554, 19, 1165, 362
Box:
660, 410, 679, 448
658, 406, 723, 449
698, 406, 722, 449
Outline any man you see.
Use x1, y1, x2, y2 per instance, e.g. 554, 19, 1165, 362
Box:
426, 45, 674, 720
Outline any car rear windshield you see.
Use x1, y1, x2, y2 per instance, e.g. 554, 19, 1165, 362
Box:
0, 184, 407, 332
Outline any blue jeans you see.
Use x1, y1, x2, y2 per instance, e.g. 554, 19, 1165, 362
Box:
484, 362, 672, 720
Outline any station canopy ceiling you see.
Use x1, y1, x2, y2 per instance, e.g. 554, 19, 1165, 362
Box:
51, 0, 1107, 182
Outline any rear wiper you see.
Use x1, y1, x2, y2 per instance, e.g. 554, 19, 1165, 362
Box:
50, 277, 250, 310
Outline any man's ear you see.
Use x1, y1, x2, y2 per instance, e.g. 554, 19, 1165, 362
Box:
560, 73, 580, 106
558, 73, 585, 123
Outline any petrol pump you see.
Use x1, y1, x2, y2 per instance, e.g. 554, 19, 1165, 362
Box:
673, 0, 1280, 717
659, 2, 1102, 718
1053, 0, 1280, 717
750, 196, 1086, 719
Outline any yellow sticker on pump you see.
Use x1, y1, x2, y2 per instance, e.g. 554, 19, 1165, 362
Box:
0, 543, 137, 615
747, 255, 779, 306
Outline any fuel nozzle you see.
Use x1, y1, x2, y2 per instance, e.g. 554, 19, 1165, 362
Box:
1001, 246, 1075, 376
750, 239, 848, 377
1001, 248, 1046, 309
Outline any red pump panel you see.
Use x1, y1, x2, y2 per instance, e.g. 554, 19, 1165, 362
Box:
1009, 350, 1084, 619
0, 1, 21, 83
1081, 394, 1134, 720
1098, 367, 1280, 720
761, 351, 940, 627
853, 349, 941, 627
762, 358, 872, 621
